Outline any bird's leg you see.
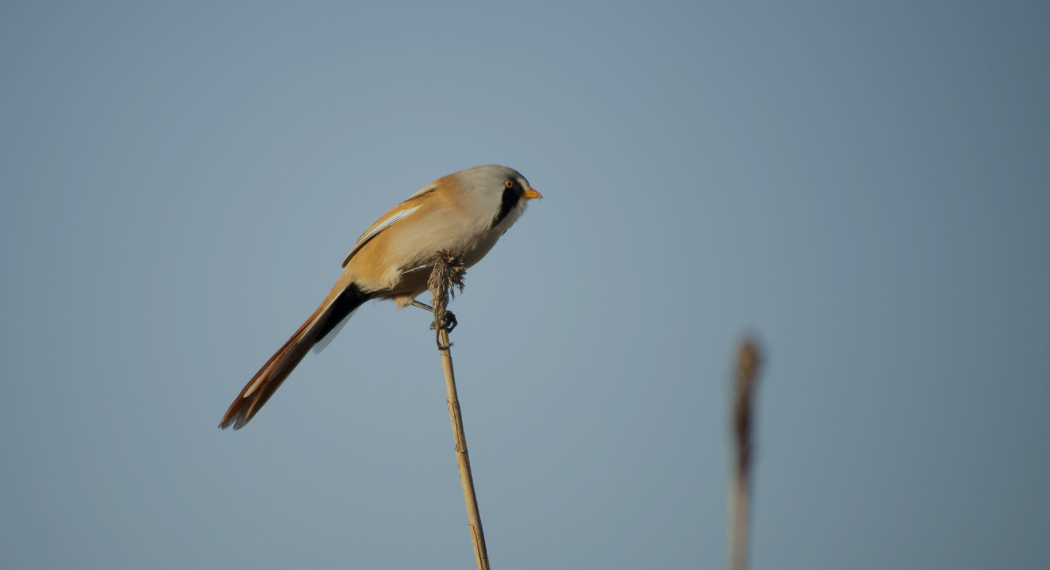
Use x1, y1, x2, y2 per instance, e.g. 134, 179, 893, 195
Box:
411, 300, 458, 332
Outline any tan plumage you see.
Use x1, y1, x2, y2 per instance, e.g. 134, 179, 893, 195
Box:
220, 165, 541, 429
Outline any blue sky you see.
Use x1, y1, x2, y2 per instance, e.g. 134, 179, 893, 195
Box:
2, 1, 1048, 568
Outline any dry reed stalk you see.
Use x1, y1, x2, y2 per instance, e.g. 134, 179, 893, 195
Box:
428, 252, 490, 570
729, 337, 762, 570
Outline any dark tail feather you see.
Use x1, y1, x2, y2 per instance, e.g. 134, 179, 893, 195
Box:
314, 284, 370, 343
219, 285, 370, 430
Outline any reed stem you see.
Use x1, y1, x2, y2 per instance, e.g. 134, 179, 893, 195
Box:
428, 252, 490, 570
729, 337, 762, 570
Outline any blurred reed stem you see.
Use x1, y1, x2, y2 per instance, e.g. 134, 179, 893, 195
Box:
729, 337, 762, 570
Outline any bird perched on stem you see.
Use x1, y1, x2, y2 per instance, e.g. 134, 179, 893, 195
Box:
219, 165, 542, 429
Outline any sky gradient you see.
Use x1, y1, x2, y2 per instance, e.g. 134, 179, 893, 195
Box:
2, 1, 1048, 569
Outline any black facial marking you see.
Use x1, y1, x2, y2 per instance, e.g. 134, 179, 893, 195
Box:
491, 182, 523, 229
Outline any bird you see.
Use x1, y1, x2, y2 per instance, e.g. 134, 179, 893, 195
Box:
219, 164, 542, 429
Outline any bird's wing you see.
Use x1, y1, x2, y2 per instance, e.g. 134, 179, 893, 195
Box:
341, 189, 435, 268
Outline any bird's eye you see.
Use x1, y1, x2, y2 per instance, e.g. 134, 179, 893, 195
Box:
504, 179, 515, 189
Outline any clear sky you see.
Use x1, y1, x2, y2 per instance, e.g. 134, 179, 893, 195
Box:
2, 1, 1048, 569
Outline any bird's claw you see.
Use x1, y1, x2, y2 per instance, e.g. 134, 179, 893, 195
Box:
430, 311, 457, 333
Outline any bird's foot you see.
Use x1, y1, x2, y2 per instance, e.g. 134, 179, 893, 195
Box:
411, 301, 458, 333
434, 311, 457, 333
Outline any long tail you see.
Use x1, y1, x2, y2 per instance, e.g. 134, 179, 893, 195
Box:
219, 284, 371, 429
